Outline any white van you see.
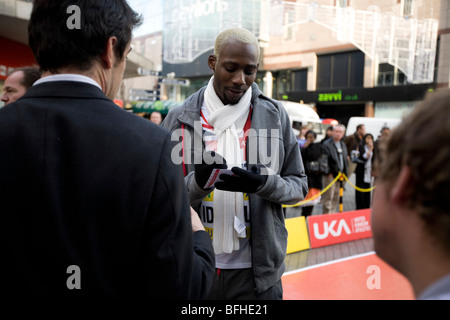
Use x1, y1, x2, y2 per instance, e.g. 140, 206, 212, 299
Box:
346, 117, 401, 139
280, 101, 325, 141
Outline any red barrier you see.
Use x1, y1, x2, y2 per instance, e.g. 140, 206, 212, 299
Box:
307, 209, 372, 248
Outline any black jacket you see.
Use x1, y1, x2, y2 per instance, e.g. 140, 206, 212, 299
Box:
323, 138, 349, 177
0, 81, 214, 299
301, 142, 325, 189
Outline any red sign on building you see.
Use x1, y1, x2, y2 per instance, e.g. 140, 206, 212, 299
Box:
0, 36, 37, 80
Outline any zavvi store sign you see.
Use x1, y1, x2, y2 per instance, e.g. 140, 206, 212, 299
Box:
286, 84, 435, 104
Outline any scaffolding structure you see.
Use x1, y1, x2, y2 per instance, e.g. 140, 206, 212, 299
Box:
162, 0, 438, 84
270, 1, 439, 84
163, 0, 264, 64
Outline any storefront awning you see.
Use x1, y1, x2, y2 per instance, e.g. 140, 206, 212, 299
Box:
131, 100, 182, 114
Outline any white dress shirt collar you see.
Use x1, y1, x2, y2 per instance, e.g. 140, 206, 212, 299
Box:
34, 74, 102, 90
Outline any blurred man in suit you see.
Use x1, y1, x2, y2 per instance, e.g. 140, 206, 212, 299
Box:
0, 0, 214, 299
322, 124, 348, 213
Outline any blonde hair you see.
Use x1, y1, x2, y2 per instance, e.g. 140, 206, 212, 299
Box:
214, 28, 260, 60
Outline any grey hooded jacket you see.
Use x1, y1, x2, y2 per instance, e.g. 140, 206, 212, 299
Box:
162, 83, 308, 294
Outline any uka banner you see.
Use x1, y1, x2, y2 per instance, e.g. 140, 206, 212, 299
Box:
307, 209, 372, 248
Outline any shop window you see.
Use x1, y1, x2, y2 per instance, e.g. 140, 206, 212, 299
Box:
316, 51, 364, 90
377, 63, 407, 86
273, 69, 307, 98
402, 0, 413, 18
336, 0, 349, 7
291, 69, 307, 92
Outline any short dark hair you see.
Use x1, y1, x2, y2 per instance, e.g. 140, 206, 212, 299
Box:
305, 130, 317, 139
13, 67, 41, 89
28, 0, 142, 73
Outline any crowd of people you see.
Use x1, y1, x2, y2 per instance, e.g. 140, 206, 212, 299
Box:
298, 121, 391, 215
1, 0, 449, 301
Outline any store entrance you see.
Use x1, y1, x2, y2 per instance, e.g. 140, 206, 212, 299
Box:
316, 104, 365, 127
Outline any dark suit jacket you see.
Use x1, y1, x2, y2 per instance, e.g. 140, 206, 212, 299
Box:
0, 81, 214, 298
323, 138, 349, 177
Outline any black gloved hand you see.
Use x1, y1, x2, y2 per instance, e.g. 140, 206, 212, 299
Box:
215, 164, 268, 193
194, 151, 227, 189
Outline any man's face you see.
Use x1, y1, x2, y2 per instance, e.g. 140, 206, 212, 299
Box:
150, 112, 162, 124
1, 71, 27, 106
208, 38, 259, 105
357, 125, 366, 137
333, 126, 345, 141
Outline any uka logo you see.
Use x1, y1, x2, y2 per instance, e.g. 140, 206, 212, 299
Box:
312, 219, 351, 240
308, 211, 372, 247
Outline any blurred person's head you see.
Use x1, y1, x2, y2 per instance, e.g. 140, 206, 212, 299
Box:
28, 0, 142, 99
325, 126, 333, 137
1, 68, 41, 105
372, 89, 450, 298
356, 124, 365, 137
150, 111, 162, 125
332, 124, 346, 142
363, 133, 374, 146
380, 126, 391, 138
299, 125, 310, 138
305, 130, 317, 143
208, 28, 259, 106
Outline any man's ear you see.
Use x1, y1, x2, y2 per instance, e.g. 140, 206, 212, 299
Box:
390, 165, 412, 205
102, 36, 118, 69
208, 54, 216, 71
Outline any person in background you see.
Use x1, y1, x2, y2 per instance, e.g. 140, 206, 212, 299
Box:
297, 124, 310, 149
372, 126, 391, 182
162, 27, 307, 300
322, 124, 348, 213
0, 0, 214, 299
372, 89, 450, 300
1, 67, 41, 106
355, 133, 374, 209
150, 110, 162, 125
344, 124, 365, 178
301, 130, 326, 217
320, 126, 333, 144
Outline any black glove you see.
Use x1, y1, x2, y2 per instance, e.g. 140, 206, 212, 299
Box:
194, 151, 227, 189
215, 164, 268, 193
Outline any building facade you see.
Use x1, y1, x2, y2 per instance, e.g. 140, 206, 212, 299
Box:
264, 0, 446, 125
157, 0, 448, 127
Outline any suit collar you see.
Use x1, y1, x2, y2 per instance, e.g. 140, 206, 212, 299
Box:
22, 81, 110, 101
